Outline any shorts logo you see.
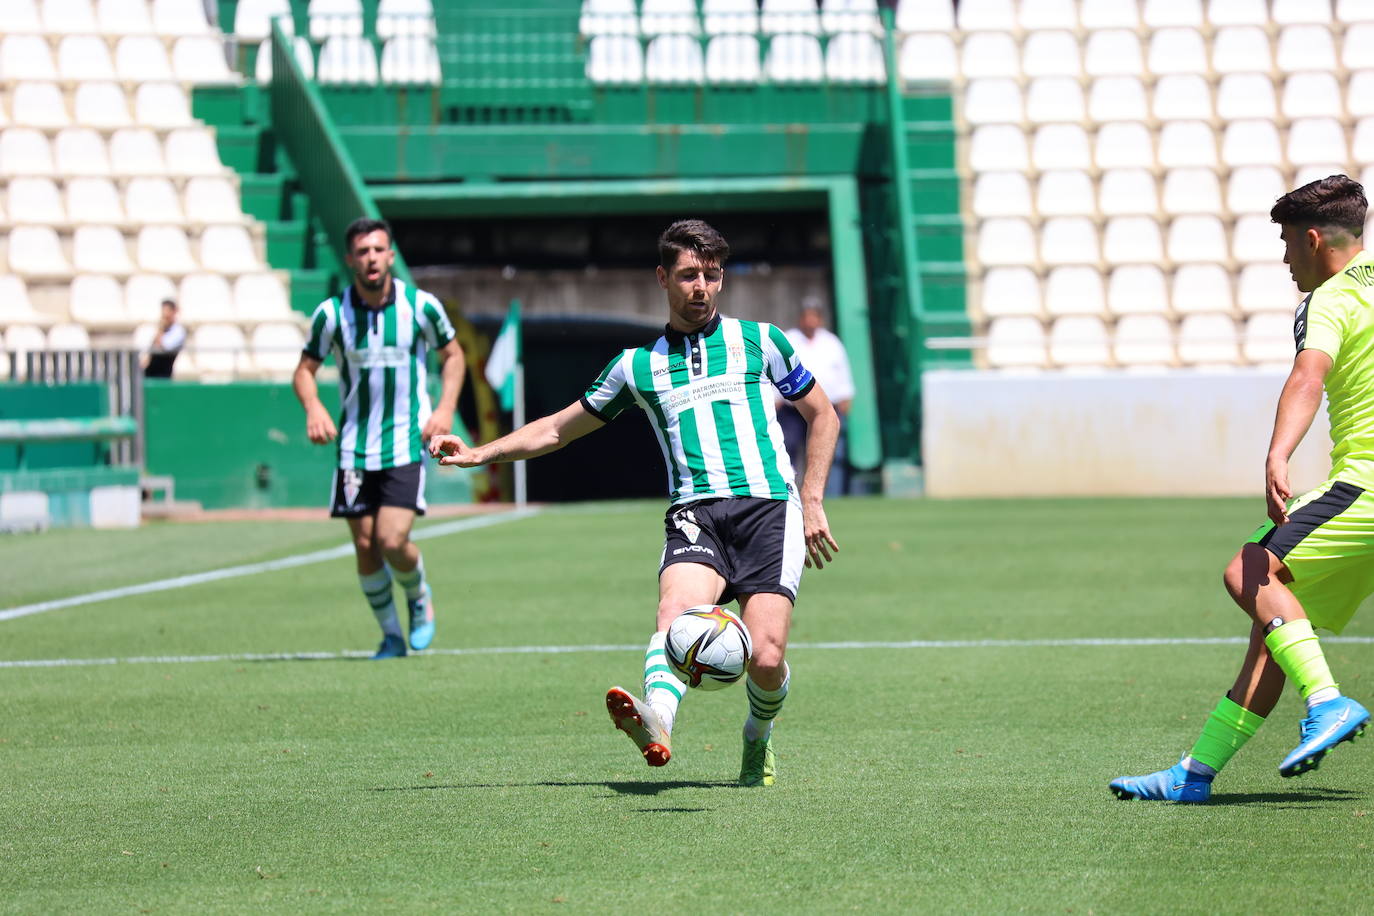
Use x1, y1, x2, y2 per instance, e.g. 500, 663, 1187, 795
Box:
341, 468, 364, 508
673, 508, 701, 544
672, 545, 715, 557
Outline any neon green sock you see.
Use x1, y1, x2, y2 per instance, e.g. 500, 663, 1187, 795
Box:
1187, 696, 1265, 772
1264, 618, 1338, 699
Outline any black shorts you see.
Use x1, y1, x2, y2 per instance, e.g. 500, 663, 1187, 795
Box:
330, 462, 427, 518
660, 495, 805, 604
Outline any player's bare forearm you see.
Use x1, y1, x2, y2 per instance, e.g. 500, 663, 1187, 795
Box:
434, 340, 466, 413
1264, 349, 1331, 524
793, 384, 841, 568
432, 401, 603, 467
293, 355, 336, 444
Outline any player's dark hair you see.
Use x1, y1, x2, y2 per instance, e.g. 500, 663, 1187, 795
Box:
1270, 175, 1367, 239
344, 217, 393, 251
658, 219, 730, 272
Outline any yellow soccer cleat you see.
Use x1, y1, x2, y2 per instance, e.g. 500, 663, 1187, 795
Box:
739, 733, 776, 787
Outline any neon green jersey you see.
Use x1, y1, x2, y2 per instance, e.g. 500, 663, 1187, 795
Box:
1298, 248, 1374, 488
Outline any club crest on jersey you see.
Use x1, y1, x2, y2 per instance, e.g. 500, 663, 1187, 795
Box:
342, 468, 364, 507
673, 508, 701, 543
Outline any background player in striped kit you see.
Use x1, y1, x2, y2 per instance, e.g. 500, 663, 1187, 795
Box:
294, 218, 467, 659
430, 219, 841, 786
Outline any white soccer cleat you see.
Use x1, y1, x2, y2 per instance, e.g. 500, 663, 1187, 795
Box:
605, 686, 672, 767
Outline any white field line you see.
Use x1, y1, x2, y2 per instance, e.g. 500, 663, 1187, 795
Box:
0, 509, 541, 624
4, 636, 1374, 669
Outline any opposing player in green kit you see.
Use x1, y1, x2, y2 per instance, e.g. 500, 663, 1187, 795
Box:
1112, 176, 1374, 802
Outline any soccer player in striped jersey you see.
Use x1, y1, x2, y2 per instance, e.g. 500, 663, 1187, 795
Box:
294, 217, 466, 659
430, 219, 841, 786
1112, 176, 1373, 802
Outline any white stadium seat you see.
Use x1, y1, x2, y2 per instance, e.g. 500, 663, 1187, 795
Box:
1153, 74, 1212, 121
178, 273, 235, 323
1211, 26, 1271, 73
1026, 77, 1084, 124
69, 274, 128, 328
1147, 28, 1207, 75
173, 37, 238, 84
97, 0, 154, 33
0, 36, 57, 80
110, 128, 166, 176
1144, 0, 1203, 26
1102, 216, 1164, 266
1216, 73, 1276, 121
1099, 169, 1158, 216
1019, 0, 1076, 28
706, 35, 762, 82
1049, 315, 1111, 367
8, 178, 66, 225
1161, 168, 1223, 216
1021, 30, 1080, 78
1233, 215, 1281, 263
1107, 265, 1169, 315
47, 323, 92, 350
642, 0, 701, 34
152, 0, 212, 35
586, 36, 643, 83
1036, 170, 1094, 217
1294, 164, 1348, 187
579, 0, 637, 35
184, 178, 244, 224
0, 129, 55, 177
1237, 263, 1301, 313
961, 32, 1019, 80
1353, 117, 1374, 164
377, 0, 435, 37
66, 177, 125, 224
1088, 77, 1148, 124
976, 218, 1037, 267
978, 267, 1042, 317
764, 34, 824, 82
957, 0, 1015, 30
235, 273, 293, 322
125, 178, 184, 225
316, 36, 379, 84
135, 83, 193, 128
73, 225, 134, 275
895, 0, 954, 31
115, 35, 174, 82
899, 34, 956, 82
137, 226, 197, 274
760, 0, 821, 33
645, 35, 705, 83
1244, 312, 1298, 364
703, 0, 758, 34
1276, 26, 1337, 73
1339, 0, 1374, 22
1348, 71, 1374, 119
236, 0, 294, 40
6, 0, 43, 32
12, 82, 71, 129
1172, 263, 1233, 314
1221, 120, 1282, 167
1287, 117, 1348, 166
1228, 166, 1287, 213
256, 35, 317, 83
74, 82, 134, 129
190, 323, 248, 377
1040, 217, 1099, 266
1167, 215, 1229, 264
963, 78, 1023, 125
164, 128, 226, 178
1177, 313, 1240, 365
985, 316, 1047, 368
1044, 266, 1106, 316
1096, 122, 1156, 170
126, 273, 177, 324
1083, 30, 1143, 77
43, 0, 98, 34
1345, 25, 1374, 70
54, 128, 110, 177
1207, 0, 1267, 25
380, 37, 442, 84
1080, 0, 1138, 28
972, 172, 1033, 218
251, 322, 308, 374
1283, 72, 1344, 119
971, 125, 1029, 172
58, 35, 116, 80
199, 225, 262, 273
1273, 0, 1332, 24
1113, 314, 1174, 366
1034, 124, 1091, 170
9, 226, 73, 278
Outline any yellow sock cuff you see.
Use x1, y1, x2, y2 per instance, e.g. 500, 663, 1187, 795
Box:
1264, 618, 1338, 699
1188, 696, 1265, 772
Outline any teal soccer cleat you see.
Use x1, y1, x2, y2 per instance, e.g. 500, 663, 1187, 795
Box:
1279, 696, 1370, 777
1110, 757, 1212, 803
408, 585, 436, 652
373, 633, 407, 659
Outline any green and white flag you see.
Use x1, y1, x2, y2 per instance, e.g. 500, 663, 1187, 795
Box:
484, 299, 522, 411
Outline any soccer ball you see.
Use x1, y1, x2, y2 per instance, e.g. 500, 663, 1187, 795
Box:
665, 605, 753, 691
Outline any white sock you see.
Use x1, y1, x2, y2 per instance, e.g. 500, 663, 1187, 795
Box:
1307, 685, 1342, 710
1180, 755, 1217, 778
391, 555, 426, 603
359, 568, 401, 638
643, 631, 686, 734
743, 663, 789, 741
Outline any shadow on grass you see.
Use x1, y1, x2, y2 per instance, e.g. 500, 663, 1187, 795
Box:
1206, 787, 1365, 807
372, 779, 738, 797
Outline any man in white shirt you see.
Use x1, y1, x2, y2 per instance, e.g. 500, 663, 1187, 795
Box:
779, 300, 854, 496
144, 299, 187, 379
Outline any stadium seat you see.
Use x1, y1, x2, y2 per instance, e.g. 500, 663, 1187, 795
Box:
125, 178, 184, 225
957, 185, 1023, 237
97, 0, 154, 33
1338, 0, 1374, 21
1161, 168, 1223, 215
126, 273, 176, 323
47, 323, 92, 350
73, 82, 134, 129
1353, 117, 1374, 164
978, 267, 1042, 317
135, 83, 193, 128
961, 32, 1019, 80
962, 78, 1022, 125
1220, 120, 1282, 167
1080, 0, 1138, 28
173, 37, 238, 84
42, 0, 98, 33
1348, 71, 1374, 119
9, 226, 72, 278
152, 0, 212, 36
1049, 315, 1110, 367
8, 177, 66, 225
1211, 27, 1271, 73
1144, 0, 1203, 26
1034, 124, 1091, 170
66, 177, 125, 224
376, 0, 436, 38
0, 276, 54, 328
178, 273, 235, 323
235, 0, 294, 40
760, 0, 821, 34
1147, 28, 1207, 75
1294, 164, 1347, 187
12, 82, 71, 129
1282, 72, 1343, 119
1018, 0, 1076, 28
164, 128, 227, 177
976, 218, 1037, 267
706, 35, 762, 82
586, 36, 643, 83
0, 36, 57, 81
1113, 314, 1175, 366
1167, 215, 1229, 264
1237, 263, 1301, 313
1102, 216, 1164, 266
1274, 0, 1332, 23
183, 178, 243, 225
1227, 166, 1286, 213
1041, 217, 1099, 266
58, 35, 116, 81
1026, 77, 1084, 124
579, 0, 637, 35
1021, 30, 1080, 78
1107, 264, 1169, 315
3, 326, 51, 365
136, 226, 197, 275
1096, 122, 1156, 170
1083, 30, 1143, 77
1099, 169, 1158, 216
1276, 26, 1337, 72
114, 36, 174, 82
764, 35, 824, 82
970, 125, 1029, 172
985, 316, 1047, 368
380, 36, 442, 84
190, 323, 248, 377
1233, 214, 1280, 263
54, 128, 110, 177
640, 0, 699, 34
1087, 77, 1148, 124
1344, 25, 1374, 70
826, 33, 885, 82
0, 129, 55, 177
1207, 0, 1267, 25
1172, 263, 1234, 314
1152, 74, 1212, 121
234, 272, 292, 322
1036, 170, 1094, 217
199, 225, 262, 274
1244, 312, 1298, 364
898, 33, 956, 82
72, 225, 134, 275
1216, 74, 1277, 120
702, 0, 758, 34
1044, 266, 1106, 316
1177, 313, 1240, 365
250, 322, 307, 375
1287, 118, 1348, 166
957, 0, 1015, 30
109, 128, 166, 176
7, 0, 43, 32
256, 35, 317, 83
645, 35, 706, 83
821, 0, 880, 34
894, 0, 954, 32
316, 36, 379, 84
69, 274, 128, 328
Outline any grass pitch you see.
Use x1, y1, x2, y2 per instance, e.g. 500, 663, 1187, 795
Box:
3, 498, 1373, 913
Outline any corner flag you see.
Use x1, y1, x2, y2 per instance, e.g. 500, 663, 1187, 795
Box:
484, 299, 522, 411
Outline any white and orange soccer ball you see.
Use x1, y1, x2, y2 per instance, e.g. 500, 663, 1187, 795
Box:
665, 605, 753, 690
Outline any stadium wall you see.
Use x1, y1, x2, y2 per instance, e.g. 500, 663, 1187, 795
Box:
922, 370, 1333, 498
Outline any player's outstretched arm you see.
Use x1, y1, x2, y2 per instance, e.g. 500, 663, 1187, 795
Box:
292, 354, 337, 444
792, 382, 841, 569
421, 339, 467, 441
1265, 348, 1332, 524
430, 400, 604, 467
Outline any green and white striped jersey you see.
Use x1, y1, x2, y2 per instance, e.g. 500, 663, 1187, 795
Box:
581, 314, 816, 505
303, 279, 456, 471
